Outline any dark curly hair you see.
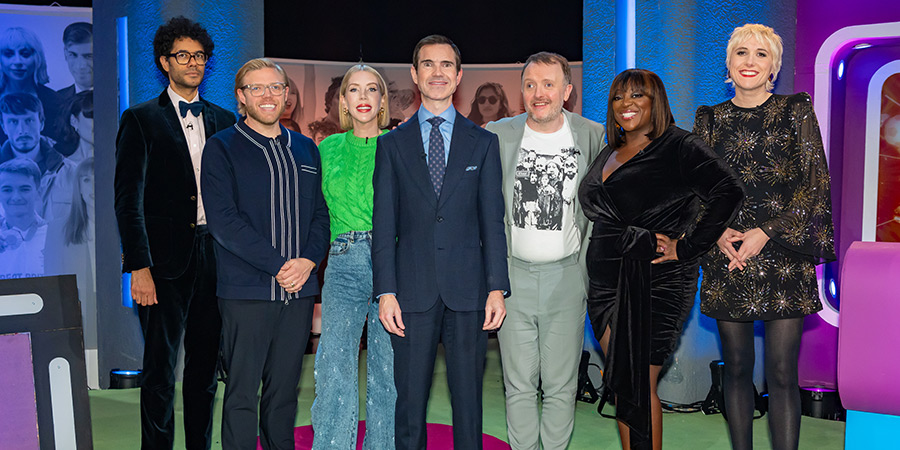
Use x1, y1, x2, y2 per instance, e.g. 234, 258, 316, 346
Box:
307, 118, 341, 141
153, 16, 214, 75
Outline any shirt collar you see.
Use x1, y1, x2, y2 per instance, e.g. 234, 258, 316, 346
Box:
237, 117, 291, 148
167, 86, 200, 108
417, 104, 456, 127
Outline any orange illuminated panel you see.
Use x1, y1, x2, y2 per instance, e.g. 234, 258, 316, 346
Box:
876, 73, 900, 242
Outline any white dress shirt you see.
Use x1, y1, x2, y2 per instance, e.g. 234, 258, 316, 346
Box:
167, 86, 208, 225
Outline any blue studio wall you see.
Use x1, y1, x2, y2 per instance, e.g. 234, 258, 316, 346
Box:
584, 0, 796, 125
582, 0, 797, 403
93, 0, 262, 388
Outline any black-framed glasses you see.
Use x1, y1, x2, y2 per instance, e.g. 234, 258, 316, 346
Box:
241, 83, 287, 97
167, 51, 207, 65
477, 95, 498, 105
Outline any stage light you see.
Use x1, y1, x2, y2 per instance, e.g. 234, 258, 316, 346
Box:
701, 361, 726, 417
800, 386, 845, 420
852, 43, 872, 50
837, 60, 845, 80
702, 360, 767, 420
110, 369, 141, 389
576, 351, 600, 403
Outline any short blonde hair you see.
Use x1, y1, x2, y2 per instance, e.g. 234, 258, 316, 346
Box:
234, 58, 287, 115
338, 64, 391, 130
725, 23, 783, 92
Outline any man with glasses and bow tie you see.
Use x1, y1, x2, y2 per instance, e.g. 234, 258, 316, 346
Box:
114, 16, 235, 450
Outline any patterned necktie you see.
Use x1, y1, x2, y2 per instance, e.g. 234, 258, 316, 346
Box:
426, 116, 446, 196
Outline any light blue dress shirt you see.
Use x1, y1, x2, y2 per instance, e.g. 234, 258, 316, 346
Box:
417, 104, 456, 164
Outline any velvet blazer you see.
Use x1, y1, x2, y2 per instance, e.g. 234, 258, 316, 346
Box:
114, 89, 236, 279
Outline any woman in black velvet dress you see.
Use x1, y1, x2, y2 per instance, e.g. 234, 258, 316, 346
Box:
578, 69, 743, 450
694, 24, 835, 450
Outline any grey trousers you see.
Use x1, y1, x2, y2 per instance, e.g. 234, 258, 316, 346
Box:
498, 254, 587, 450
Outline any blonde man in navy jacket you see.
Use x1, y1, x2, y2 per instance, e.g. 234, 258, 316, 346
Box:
201, 58, 329, 450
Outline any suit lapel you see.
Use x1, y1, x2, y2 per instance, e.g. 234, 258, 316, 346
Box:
438, 113, 476, 208
499, 115, 527, 222
201, 99, 220, 138
566, 111, 590, 176
157, 90, 194, 187
157, 91, 190, 153
395, 117, 438, 209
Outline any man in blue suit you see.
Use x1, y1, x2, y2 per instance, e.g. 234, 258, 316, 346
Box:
373, 34, 511, 450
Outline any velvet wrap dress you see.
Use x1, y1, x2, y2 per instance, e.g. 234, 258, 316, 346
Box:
577, 126, 744, 449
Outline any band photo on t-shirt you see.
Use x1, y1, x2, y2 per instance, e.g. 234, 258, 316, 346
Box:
512, 146, 579, 231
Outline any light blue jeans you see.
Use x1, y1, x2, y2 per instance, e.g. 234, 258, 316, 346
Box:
311, 231, 395, 449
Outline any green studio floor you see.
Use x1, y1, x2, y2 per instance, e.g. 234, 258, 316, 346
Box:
90, 340, 845, 449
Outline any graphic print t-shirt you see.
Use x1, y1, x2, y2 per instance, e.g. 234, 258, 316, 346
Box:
510, 116, 581, 263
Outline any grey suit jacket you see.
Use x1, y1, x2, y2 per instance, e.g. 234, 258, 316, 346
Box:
485, 110, 605, 292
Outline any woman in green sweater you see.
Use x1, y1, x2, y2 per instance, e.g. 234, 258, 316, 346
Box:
310, 64, 394, 449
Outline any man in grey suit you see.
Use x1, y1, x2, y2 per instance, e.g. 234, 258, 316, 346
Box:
485, 52, 605, 450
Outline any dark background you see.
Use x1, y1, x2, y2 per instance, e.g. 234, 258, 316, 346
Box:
264, 0, 584, 63
6, 0, 584, 63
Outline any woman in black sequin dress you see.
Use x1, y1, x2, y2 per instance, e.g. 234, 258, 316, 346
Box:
578, 69, 743, 450
694, 24, 836, 450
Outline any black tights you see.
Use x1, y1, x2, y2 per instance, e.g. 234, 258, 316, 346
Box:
717, 318, 804, 450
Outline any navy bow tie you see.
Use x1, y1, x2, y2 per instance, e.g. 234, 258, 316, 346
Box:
179, 101, 203, 118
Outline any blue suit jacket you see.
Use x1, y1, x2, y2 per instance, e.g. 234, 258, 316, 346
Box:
373, 112, 510, 313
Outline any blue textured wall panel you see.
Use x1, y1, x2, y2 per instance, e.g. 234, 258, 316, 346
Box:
635, 0, 796, 128
583, 0, 617, 125
125, 0, 263, 112
94, 0, 262, 388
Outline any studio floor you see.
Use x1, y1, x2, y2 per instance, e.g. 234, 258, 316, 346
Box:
89, 340, 845, 449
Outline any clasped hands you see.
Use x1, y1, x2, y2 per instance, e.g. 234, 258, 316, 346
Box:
379, 290, 507, 338
716, 227, 769, 271
275, 257, 316, 294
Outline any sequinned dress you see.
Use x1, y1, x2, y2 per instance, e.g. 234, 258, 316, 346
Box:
578, 126, 743, 449
694, 93, 836, 322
